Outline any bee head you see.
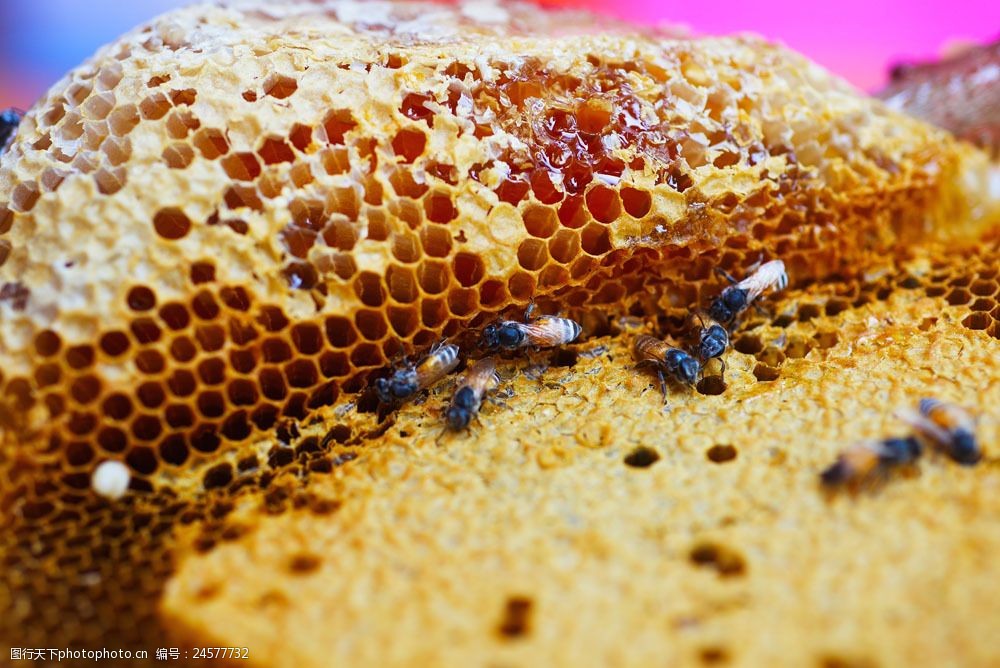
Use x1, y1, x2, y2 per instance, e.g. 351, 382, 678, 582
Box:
677, 356, 701, 385
881, 436, 923, 464
820, 460, 848, 487
374, 377, 393, 404
950, 430, 981, 465
480, 323, 501, 349
698, 324, 728, 360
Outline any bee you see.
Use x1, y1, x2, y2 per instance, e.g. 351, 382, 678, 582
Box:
693, 313, 729, 379
481, 303, 582, 351
820, 436, 923, 491
444, 357, 501, 430
896, 399, 980, 465
374, 342, 460, 405
632, 334, 701, 399
708, 259, 788, 325
0, 108, 23, 154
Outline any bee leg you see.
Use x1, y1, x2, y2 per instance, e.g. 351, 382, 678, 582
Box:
524, 301, 537, 321
656, 367, 668, 404
714, 267, 740, 286
717, 357, 727, 383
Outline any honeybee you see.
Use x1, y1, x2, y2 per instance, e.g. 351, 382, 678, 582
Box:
481, 303, 582, 351
632, 334, 700, 399
374, 342, 460, 405
820, 436, 923, 491
444, 357, 501, 430
896, 399, 981, 465
708, 259, 788, 324
693, 313, 729, 378
1, 108, 23, 153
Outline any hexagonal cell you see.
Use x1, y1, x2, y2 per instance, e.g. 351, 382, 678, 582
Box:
423, 190, 457, 223
221, 152, 262, 181
420, 226, 453, 259
353, 272, 387, 307
580, 223, 612, 255
517, 239, 549, 271
321, 109, 356, 145
192, 128, 230, 159
447, 287, 479, 317
153, 208, 192, 240
585, 184, 621, 223
387, 305, 420, 338
392, 128, 427, 163
549, 229, 581, 264
263, 73, 298, 99
258, 136, 295, 165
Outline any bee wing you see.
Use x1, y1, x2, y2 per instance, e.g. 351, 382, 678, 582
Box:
465, 357, 500, 392
739, 260, 787, 300
894, 407, 952, 447
523, 317, 581, 346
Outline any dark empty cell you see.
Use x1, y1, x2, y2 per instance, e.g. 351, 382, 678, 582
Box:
322, 109, 356, 145
33, 329, 62, 357
283, 261, 319, 290
158, 434, 189, 466
797, 303, 822, 321
550, 348, 578, 368
548, 229, 581, 264
190, 261, 216, 285
962, 312, 991, 331
733, 335, 763, 355
64, 438, 96, 466
696, 376, 726, 396
386, 265, 419, 303
420, 225, 453, 258
392, 128, 427, 163
197, 391, 226, 418
421, 298, 449, 328
355, 309, 388, 341
508, 272, 536, 301
136, 381, 166, 408
824, 298, 849, 317
258, 136, 295, 164
517, 239, 549, 271
283, 392, 308, 420
251, 404, 279, 431
970, 298, 993, 312
169, 336, 197, 362
387, 306, 420, 338
324, 315, 357, 347
424, 191, 457, 223
65, 344, 96, 369
126, 286, 157, 311
353, 272, 386, 307
34, 363, 61, 388
289, 323, 323, 355
190, 425, 221, 453
221, 152, 261, 181
130, 317, 161, 344
784, 338, 813, 359
101, 393, 133, 421
522, 205, 558, 238
495, 178, 531, 205
280, 226, 318, 259
688, 542, 747, 577
308, 381, 338, 409
813, 331, 839, 349
319, 351, 351, 378
447, 288, 478, 317
70, 375, 102, 404
580, 224, 612, 255
197, 358, 227, 385
479, 280, 507, 308
67, 411, 98, 436
218, 286, 252, 312
969, 279, 997, 296
558, 195, 590, 229
350, 342, 383, 368
706, 444, 737, 463
97, 427, 128, 453
624, 446, 660, 468
164, 403, 195, 428
262, 338, 293, 364
167, 369, 197, 397
263, 73, 298, 99
135, 350, 166, 375
322, 424, 353, 446
153, 207, 192, 240
202, 462, 234, 490
139, 92, 170, 120
259, 368, 288, 401
498, 596, 533, 638
126, 446, 158, 475
418, 261, 449, 294
699, 646, 730, 664
99, 330, 130, 357
946, 288, 971, 306
285, 359, 319, 388
288, 123, 313, 151
620, 187, 652, 218
131, 415, 163, 442
169, 88, 196, 106
924, 285, 948, 298
585, 185, 622, 223
227, 378, 259, 406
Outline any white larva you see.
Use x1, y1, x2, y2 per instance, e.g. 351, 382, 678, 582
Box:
91, 461, 131, 500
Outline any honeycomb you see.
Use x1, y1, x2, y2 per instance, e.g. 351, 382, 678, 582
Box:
0, 0, 998, 664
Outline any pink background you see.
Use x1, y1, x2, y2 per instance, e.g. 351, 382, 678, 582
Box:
0, 1, 997, 108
